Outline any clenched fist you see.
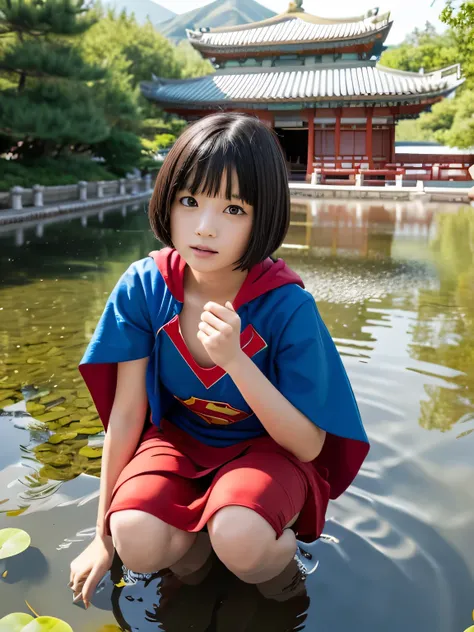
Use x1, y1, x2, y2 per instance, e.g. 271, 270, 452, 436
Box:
197, 301, 243, 370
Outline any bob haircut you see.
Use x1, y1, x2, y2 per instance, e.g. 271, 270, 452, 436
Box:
148, 112, 290, 271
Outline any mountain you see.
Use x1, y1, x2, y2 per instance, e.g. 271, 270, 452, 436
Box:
105, 0, 176, 27
158, 0, 276, 42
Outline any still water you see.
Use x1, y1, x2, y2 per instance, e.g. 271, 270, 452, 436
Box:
0, 198, 473, 632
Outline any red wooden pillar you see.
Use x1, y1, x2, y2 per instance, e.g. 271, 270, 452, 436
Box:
389, 120, 396, 163
306, 108, 315, 181
335, 109, 341, 168
366, 107, 373, 168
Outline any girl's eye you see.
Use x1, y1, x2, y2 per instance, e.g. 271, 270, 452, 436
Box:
225, 205, 245, 216
180, 196, 198, 207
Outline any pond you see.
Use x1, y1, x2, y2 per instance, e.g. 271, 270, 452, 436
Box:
0, 198, 473, 632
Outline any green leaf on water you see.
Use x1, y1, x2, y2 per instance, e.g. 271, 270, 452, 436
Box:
78, 446, 103, 459
0, 613, 32, 631
463, 627, 474, 632
0, 528, 31, 559
0, 613, 73, 631
48, 432, 77, 444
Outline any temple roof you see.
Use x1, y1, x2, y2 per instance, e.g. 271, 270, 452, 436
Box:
186, 8, 392, 53
141, 63, 463, 109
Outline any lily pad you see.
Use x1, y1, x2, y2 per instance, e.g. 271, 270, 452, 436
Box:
80, 413, 100, 424
0, 528, 31, 560
39, 394, 66, 406
38, 453, 70, 467
74, 398, 91, 409
0, 613, 73, 632
36, 412, 69, 424
0, 390, 17, 400
33, 444, 59, 454
78, 446, 103, 459
48, 432, 77, 444
38, 465, 76, 481
463, 628, 474, 632
68, 422, 103, 435
26, 402, 46, 415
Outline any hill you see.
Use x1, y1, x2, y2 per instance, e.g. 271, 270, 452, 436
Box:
105, 0, 176, 27
158, 0, 276, 42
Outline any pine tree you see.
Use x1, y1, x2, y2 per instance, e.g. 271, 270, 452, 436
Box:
0, 0, 109, 158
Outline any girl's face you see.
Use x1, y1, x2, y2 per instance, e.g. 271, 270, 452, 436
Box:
170, 170, 254, 273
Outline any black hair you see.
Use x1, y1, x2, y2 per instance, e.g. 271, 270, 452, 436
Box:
148, 112, 290, 270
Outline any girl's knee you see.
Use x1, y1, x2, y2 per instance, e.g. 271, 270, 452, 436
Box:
110, 509, 185, 573
208, 506, 275, 576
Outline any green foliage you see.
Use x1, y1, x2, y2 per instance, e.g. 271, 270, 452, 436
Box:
380, 24, 458, 73
382, 10, 474, 148
0, 1, 211, 186
395, 118, 436, 143
421, 89, 474, 148
441, 0, 474, 88
0, 83, 109, 147
94, 128, 143, 175
174, 40, 214, 79
0, 0, 97, 37
0, 0, 108, 160
0, 155, 116, 190
1, 40, 105, 82
81, 8, 181, 88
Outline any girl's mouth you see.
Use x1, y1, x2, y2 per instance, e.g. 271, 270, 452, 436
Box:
190, 246, 218, 257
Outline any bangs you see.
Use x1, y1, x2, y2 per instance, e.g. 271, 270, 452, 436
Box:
175, 134, 258, 206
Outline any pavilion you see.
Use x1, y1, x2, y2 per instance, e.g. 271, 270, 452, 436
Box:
141, 1, 464, 182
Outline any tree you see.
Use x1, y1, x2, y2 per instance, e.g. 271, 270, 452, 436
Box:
418, 2, 474, 148
380, 23, 458, 74
174, 40, 214, 79
441, 0, 474, 88
381, 12, 474, 148
0, 0, 109, 158
419, 89, 474, 148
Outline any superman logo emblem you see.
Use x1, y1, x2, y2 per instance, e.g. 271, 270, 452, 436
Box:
174, 395, 251, 425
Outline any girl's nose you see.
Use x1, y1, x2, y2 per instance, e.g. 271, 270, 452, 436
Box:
195, 213, 216, 238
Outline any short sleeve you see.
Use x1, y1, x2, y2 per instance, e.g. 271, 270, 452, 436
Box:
275, 296, 369, 498
78, 259, 157, 430
84, 261, 155, 363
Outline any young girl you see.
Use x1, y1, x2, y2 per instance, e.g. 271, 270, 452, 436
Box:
69, 112, 369, 610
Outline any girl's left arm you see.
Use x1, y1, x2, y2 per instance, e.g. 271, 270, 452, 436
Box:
226, 351, 326, 462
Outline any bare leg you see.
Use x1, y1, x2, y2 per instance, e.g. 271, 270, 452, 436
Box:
110, 510, 197, 574
208, 506, 298, 585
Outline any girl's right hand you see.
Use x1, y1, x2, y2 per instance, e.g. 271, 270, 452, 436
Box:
69, 533, 115, 609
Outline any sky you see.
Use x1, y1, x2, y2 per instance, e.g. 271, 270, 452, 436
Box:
153, 0, 446, 45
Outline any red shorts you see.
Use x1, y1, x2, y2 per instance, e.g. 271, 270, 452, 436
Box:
105, 419, 330, 543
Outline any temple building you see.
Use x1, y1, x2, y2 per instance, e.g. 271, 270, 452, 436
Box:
141, 1, 464, 181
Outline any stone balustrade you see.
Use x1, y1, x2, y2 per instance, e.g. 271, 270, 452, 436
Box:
2, 174, 156, 212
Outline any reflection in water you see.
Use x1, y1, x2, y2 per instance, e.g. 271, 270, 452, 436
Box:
90, 557, 310, 631
0, 199, 474, 631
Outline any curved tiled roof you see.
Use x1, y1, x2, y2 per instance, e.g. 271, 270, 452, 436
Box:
187, 10, 392, 50
141, 63, 463, 107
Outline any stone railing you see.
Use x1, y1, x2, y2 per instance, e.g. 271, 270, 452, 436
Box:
1, 174, 154, 211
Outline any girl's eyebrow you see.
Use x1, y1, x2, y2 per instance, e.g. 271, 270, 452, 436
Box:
182, 188, 244, 202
